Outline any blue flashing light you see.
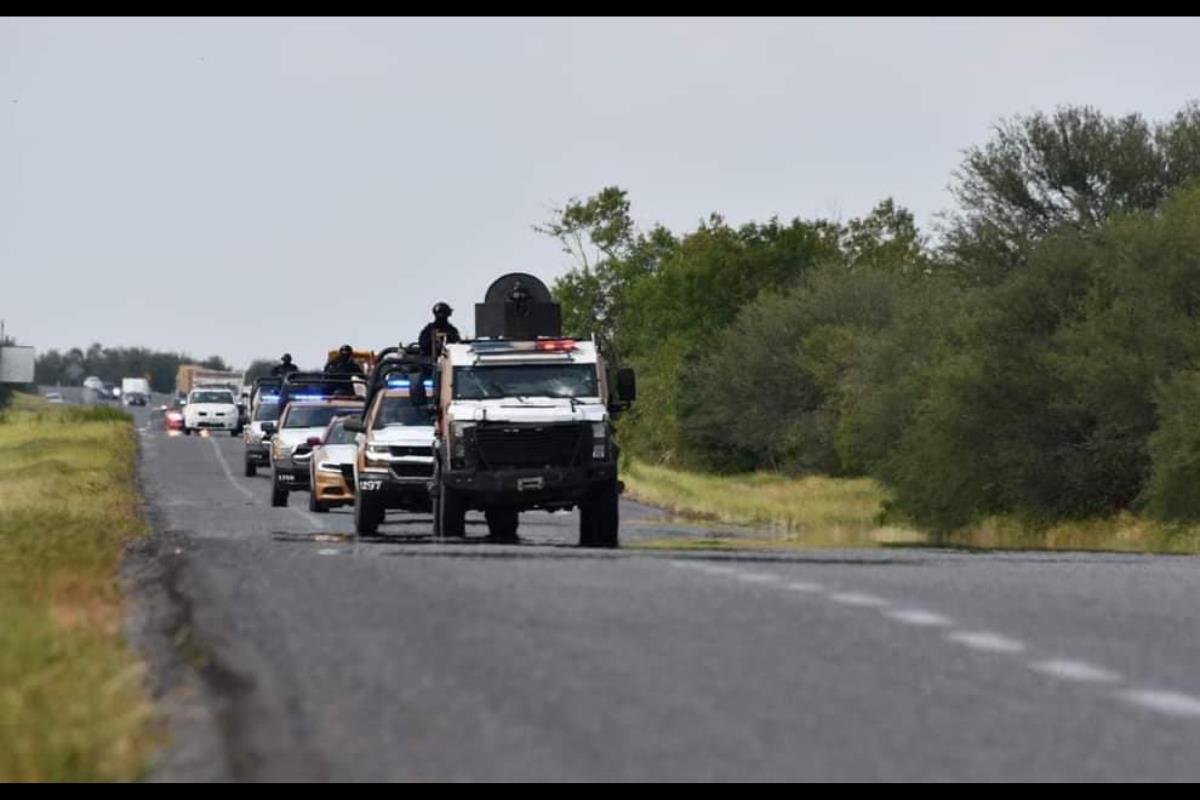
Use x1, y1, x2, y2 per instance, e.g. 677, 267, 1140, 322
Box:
289, 394, 328, 401
260, 394, 280, 402
385, 379, 435, 390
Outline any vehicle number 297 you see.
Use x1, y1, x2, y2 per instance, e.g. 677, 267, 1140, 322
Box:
359, 480, 382, 492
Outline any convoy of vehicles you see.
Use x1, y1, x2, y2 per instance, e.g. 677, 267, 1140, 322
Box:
164, 272, 636, 547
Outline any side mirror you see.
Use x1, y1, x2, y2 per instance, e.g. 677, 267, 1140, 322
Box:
306, 436, 322, 446
343, 418, 366, 433
261, 422, 277, 436
616, 368, 637, 404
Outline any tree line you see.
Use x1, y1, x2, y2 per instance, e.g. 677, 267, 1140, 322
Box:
35, 344, 231, 395
542, 102, 1200, 530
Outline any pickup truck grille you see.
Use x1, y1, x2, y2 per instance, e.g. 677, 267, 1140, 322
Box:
390, 462, 433, 479
473, 423, 590, 470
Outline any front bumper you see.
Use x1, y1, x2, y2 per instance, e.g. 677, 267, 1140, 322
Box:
245, 441, 270, 464
188, 417, 239, 430
313, 467, 355, 505
443, 463, 617, 509
356, 463, 434, 511
273, 460, 311, 489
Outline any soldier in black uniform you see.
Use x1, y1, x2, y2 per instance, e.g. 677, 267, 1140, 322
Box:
324, 345, 365, 377
270, 353, 299, 377
418, 302, 461, 357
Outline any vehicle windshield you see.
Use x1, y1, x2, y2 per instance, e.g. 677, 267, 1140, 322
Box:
284, 404, 363, 429
374, 396, 436, 429
326, 418, 361, 445
191, 391, 234, 404
452, 364, 598, 400
253, 402, 281, 422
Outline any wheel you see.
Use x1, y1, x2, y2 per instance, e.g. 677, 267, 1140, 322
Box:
244, 460, 257, 478
230, 429, 239, 438
355, 492, 383, 535
271, 473, 288, 507
309, 491, 329, 513
484, 507, 519, 544
579, 481, 619, 549
434, 482, 467, 538
184, 427, 193, 436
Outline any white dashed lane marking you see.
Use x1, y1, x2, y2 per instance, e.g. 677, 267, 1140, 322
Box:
783, 580, 824, 593
829, 592, 889, 608
945, 631, 1027, 654
1120, 690, 1200, 718
1029, 659, 1122, 684
885, 609, 954, 627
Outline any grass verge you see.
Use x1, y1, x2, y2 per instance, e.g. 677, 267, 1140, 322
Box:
0, 394, 155, 781
622, 459, 1200, 554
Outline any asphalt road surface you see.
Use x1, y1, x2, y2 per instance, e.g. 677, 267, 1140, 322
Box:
119, 408, 1200, 781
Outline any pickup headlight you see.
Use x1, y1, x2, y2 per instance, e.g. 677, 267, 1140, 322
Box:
317, 461, 343, 474
364, 443, 392, 467
451, 421, 476, 460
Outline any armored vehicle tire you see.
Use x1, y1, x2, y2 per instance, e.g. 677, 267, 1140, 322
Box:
184, 428, 193, 436
244, 460, 257, 478
435, 484, 467, 538
485, 507, 519, 544
309, 492, 329, 513
355, 494, 383, 535
230, 429, 239, 438
271, 482, 288, 508
580, 480, 619, 549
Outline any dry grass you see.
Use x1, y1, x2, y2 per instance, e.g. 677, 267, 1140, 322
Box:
623, 460, 1200, 555
0, 396, 155, 781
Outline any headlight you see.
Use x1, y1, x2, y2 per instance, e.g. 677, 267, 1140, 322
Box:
317, 461, 343, 474
451, 421, 476, 460
364, 444, 391, 467
592, 422, 607, 460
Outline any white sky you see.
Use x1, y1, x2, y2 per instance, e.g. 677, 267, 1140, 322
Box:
3, 17, 1199, 368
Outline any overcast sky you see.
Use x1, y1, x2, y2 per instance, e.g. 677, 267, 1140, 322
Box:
3, 17, 1199, 369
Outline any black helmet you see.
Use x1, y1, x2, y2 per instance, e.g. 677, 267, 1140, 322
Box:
433, 302, 452, 317
282, 353, 293, 363
339, 344, 353, 356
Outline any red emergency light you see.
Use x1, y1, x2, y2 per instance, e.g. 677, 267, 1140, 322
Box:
534, 339, 577, 352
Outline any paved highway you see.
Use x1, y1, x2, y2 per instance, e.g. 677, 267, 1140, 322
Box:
118, 408, 1200, 781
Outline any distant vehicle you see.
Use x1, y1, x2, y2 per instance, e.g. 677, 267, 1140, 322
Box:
122, 377, 152, 407
44, 391, 64, 404
243, 378, 283, 477
307, 415, 362, 513
81, 376, 107, 404
182, 388, 241, 436
163, 406, 186, 432
175, 364, 245, 399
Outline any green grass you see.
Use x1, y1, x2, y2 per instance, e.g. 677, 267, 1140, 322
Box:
0, 395, 154, 781
623, 459, 1200, 554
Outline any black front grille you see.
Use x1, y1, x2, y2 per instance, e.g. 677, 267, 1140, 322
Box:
339, 464, 355, 483
473, 423, 590, 470
391, 462, 433, 479
390, 445, 430, 457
